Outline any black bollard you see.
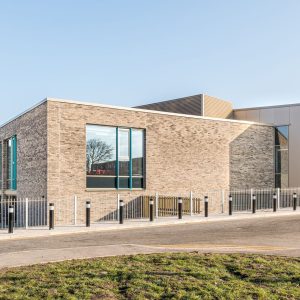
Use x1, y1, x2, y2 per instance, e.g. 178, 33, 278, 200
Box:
204, 196, 208, 217
293, 193, 297, 211
8, 205, 14, 234
273, 193, 277, 212
149, 198, 154, 222
86, 201, 91, 227
178, 197, 183, 219
252, 194, 256, 214
229, 195, 233, 215
119, 200, 124, 224
49, 203, 54, 230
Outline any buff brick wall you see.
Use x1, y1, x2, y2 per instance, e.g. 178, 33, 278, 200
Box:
46, 100, 274, 222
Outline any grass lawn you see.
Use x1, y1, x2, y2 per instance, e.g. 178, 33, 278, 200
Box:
0, 253, 299, 300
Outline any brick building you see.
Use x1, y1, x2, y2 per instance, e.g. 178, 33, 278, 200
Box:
0, 94, 277, 204
2, 93, 297, 225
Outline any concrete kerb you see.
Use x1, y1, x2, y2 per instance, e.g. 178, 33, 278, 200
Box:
0, 210, 299, 242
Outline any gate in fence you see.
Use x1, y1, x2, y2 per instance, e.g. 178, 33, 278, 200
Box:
0, 196, 47, 229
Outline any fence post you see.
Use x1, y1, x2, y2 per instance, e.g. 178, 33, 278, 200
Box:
250, 188, 253, 211
190, 191, 193, 216
25, 198, 29, 229
221, 190, 225, 214
204, 196, 208, 217
277, 188, 280, 209
155, 192, 159, 219
293, 193, 297, 211
117, 194, 120, 221
74, 195, 77, 225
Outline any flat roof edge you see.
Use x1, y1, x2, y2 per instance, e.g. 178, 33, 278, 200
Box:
234, 102, 300, 111
0, 96, 273, 129
46, 97, 272, 126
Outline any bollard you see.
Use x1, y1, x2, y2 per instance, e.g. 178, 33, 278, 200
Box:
119, 200, 124, 224
49, 203, 54, 230
86, 201, 91, 227
273, 193, 277, 212
293, 193, 297, 211
204, 196, 208, 217
8, 205, 14, 234
252, 194, 256, 214
229, 195, 233, 215
149, 198, 154, 222
178, 197, 183, 219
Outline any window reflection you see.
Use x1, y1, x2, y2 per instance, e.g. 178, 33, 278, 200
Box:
86, 125, 116, 176
275, 126, 289, 188
132, 129, 144, 177
86, 125, 145, 189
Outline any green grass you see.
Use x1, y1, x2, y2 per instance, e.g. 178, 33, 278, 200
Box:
0, 253, 299, 299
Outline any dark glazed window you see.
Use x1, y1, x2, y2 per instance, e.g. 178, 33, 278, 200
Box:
275, 126, 289, 188
86, 125, 145, 189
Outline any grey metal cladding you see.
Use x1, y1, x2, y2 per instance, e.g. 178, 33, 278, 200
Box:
135, 94, 203, 116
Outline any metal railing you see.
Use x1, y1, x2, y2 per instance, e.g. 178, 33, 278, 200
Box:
1, 187, 300, 229
0, 197, 47, 229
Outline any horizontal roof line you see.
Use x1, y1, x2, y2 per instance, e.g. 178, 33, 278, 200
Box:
234, 102, 300, 111
0, 96, 273, 129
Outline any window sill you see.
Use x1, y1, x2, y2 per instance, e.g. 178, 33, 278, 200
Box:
86, 188, 145, 192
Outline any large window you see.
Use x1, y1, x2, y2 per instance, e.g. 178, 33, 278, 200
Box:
275, 126, 289, 188
7, 136, 17, 190
86, 125, 145, 189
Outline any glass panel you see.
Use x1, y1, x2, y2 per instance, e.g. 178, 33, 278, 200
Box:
12, 136, 17, 190
86, 125, 145, 189
7, 139, 12, 189
118, 129, 130, 176
275, 147, 288, 175
275, 126, 288, 146
119, 177, 130, 188
86, 125, 116, 176
280, 174, 289, 188
132, 177, 143, 188
275, 126, 289, 188
87, 176, 116, 188
132, 129, 144, 176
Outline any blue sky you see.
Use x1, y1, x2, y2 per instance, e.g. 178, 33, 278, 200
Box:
1, 0, 300, 124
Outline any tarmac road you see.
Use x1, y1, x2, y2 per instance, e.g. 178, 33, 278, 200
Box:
0, 214, 299, 268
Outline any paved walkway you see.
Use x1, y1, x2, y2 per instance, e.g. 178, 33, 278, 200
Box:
0, 210, 299, 269
0, 209, 298, 241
